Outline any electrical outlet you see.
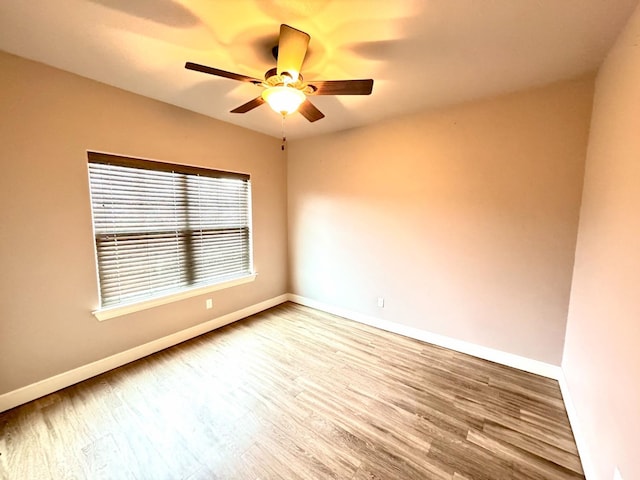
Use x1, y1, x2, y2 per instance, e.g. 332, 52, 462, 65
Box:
614, 467, 623, 480
206, 299, 213, 309
377, 297, 384, 308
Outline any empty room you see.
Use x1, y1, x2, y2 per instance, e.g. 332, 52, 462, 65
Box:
1, 1, 639, 479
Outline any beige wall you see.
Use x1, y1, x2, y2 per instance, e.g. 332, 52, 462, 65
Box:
288, 76, 594, 365
563, 3, 640, 479
0, 51, 288, 395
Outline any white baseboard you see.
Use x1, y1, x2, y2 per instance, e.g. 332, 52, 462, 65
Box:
557, 371, 595, 480
2, 293, 590, 474
287, 294, 562, 380
0, 293, 562, 412
0, 294, 288, 413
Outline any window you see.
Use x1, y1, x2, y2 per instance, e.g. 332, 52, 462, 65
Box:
88, 152, 252, 314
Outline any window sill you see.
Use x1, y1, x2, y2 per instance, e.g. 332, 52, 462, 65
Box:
92, 273, 257, 321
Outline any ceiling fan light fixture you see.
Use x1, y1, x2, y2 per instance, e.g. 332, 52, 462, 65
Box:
262, 86, 305, 116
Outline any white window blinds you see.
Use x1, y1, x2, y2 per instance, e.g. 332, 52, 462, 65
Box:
87, 152, 252, 309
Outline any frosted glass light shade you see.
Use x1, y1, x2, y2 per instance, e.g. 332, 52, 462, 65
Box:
262, 86, 306, 115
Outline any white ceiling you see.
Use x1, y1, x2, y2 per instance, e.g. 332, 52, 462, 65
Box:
1, 0, 638, 139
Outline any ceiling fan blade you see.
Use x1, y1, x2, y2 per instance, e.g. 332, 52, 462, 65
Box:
298, 99, 325, 122
276, 24, 310, 80
308, 79, 374, 95
185, 62, 261, 84
230, 96, 266, 113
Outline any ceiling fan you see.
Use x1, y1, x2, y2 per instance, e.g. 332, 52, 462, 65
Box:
185, 24, 374, 123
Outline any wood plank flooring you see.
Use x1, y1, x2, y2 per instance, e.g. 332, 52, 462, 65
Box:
0, 302, 584, 479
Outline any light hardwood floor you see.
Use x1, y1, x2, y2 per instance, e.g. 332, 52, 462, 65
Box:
0, 302, 584, 479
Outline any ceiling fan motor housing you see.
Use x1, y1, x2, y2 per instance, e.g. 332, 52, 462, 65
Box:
263, 67, 316, 94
